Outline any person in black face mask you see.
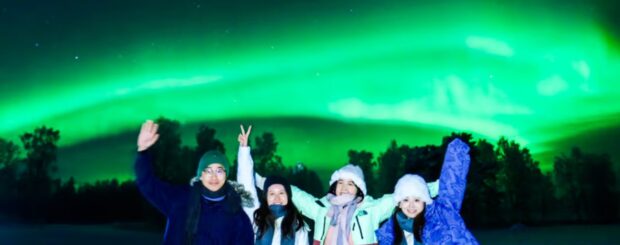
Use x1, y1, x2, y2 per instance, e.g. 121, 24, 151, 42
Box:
253, 176, 309, 245
236, 125, 309, 245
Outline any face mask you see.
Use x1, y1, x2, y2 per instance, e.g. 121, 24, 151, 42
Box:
269, 204, 287, 218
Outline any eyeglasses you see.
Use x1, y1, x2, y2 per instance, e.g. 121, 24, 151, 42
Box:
204, 168, 226, 177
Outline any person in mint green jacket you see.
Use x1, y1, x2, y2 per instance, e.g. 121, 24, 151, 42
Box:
238, 132, 438, 245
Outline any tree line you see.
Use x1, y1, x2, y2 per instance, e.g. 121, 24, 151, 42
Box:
0, 117, 618, 228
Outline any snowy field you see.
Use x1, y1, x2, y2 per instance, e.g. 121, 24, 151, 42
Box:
1, 224, 619, 244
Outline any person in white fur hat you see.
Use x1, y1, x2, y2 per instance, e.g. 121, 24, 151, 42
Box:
240, 144, 438, 245
375, 138, 479, 245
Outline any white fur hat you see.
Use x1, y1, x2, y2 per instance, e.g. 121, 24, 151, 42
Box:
329, 164, 367, 195
393, 174, 433, 205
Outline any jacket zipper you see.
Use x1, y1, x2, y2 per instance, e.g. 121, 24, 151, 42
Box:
355, 216, 364, 239
320, 216, 327, 241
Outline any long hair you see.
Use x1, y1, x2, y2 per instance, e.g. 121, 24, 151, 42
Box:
253, 192, 304, 239
184, 181, 241, 244
391, 206, 426, 244
327, 182, 365, 201
185, 184, 203, 244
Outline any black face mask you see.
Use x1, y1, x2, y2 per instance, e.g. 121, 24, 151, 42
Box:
201, 182, 228, 201
269, 204, 287, 218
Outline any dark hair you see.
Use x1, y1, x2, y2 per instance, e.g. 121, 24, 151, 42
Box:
254, 191, 305, 239
185, 184, 204, 244
391, 206, 425, 244
185, 182, 241, 244
327, 181, 365, 202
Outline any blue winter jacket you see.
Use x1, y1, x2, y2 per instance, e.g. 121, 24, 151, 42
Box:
135, 151, 254, 245
376, 139, 479, 244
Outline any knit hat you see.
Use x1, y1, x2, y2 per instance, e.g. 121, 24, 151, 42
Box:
393, 174, 433, 205
329, 164, 367, 195
263, 176, 292, 199
196, 150, 230, 178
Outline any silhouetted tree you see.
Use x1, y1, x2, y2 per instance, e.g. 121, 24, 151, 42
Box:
150, 117, 188, 184
553, 148, 585, 221
17, 126, 60, 220
196, 125, 225, 155
252, 132, 286, 177
581, 151, 618, 222
289, 162, 324, 197
348, 150, 376, 197
403, 144, 442, 181
48, 177, 76, 222
495, 137, 547, 224
0, 138, 20, 216
554, 147, 618, 222
461, 139, 502, 226
377, 140, 404, 194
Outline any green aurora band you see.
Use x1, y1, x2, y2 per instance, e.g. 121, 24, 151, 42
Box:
1, 1, 619, 182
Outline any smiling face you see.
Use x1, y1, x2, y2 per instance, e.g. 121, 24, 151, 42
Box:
398, 195, 426, 218
200, 163, 227, 191
335, 179, 358, 196
266, 184, 288, 206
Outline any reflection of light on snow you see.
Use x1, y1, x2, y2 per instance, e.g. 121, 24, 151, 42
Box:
537, 75, 567, 96
465, 36, 514, 57
115, 76, 221, 95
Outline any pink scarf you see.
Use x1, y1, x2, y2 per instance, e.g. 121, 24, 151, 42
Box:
323, 194, 361, 245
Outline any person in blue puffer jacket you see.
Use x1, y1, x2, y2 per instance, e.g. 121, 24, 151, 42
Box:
375, 138, 479, 244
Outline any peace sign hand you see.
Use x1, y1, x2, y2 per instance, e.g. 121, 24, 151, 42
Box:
238, 124, 252, 147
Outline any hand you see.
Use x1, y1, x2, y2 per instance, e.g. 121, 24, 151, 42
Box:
447, 138, 469, 154
238, 124, 252, 147
137, 120, 159, 151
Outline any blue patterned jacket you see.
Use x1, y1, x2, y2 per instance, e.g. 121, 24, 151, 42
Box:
376, 139, 479, 244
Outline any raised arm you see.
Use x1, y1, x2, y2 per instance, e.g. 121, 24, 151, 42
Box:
435, 138, 471, 211
369, 194, 396, 222
254, 171, 325, 220
290, 185, 325, 220
236, 125, 260, 220
134, 120, 182, 216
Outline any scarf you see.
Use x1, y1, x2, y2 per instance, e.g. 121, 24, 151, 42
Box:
185, 182, 244, 244
396, 211, 421, 245
324, 194, 361, 245
255, 205, 295, 245
201, 183, 228, 201
396, 211, 414, 233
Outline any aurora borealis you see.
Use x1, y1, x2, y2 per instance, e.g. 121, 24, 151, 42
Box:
1, 0, 619, 183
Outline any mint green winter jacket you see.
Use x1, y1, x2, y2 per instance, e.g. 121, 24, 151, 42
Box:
291, 185, 393, 245
239, 146, 439, 245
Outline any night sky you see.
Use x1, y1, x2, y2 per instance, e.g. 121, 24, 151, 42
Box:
2, 0, 620, 183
